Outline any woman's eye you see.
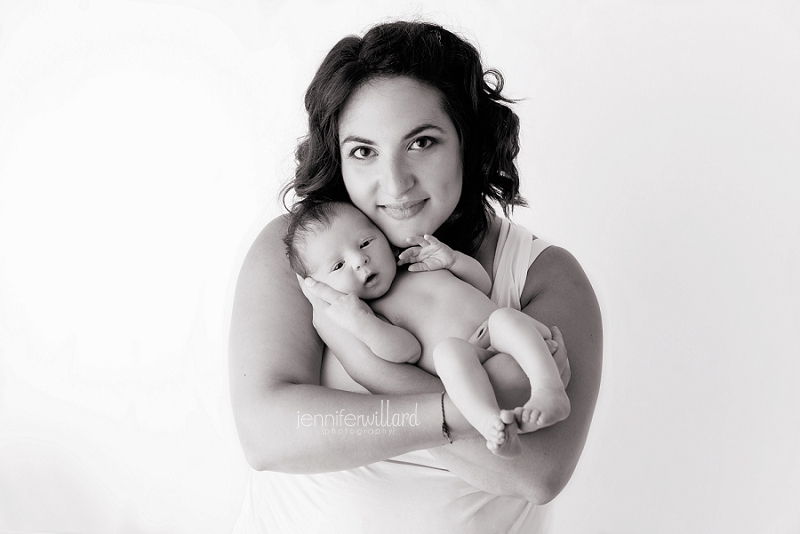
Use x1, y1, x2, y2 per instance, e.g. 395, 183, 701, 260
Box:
410, 137, 435, 150
350, 146, 375, 160
360, 239, 372, 249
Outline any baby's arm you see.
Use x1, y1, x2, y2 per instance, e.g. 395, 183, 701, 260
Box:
303, 278, 421, 364
398, 234, 492, 294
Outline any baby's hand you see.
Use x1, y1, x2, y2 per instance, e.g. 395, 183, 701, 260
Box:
397, 234, 456, 272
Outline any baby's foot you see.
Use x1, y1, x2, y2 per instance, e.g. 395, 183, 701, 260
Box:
514, 386, 571, 433
483, 412, 522, 459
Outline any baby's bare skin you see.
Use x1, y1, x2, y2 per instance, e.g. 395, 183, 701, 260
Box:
370, 269, 496, 374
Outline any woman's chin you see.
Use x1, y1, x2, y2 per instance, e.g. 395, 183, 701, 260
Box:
385, 225, 433, 248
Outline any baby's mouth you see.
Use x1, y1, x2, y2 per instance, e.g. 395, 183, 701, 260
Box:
365, 272, 378, 286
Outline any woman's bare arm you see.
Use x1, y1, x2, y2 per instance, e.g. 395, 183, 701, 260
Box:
339, 244, 601, 503
228, 216, 453, 473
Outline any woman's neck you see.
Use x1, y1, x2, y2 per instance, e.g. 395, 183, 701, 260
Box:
474, 213, 501, 281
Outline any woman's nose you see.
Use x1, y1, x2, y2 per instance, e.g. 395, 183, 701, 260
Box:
380, 154, 414, 199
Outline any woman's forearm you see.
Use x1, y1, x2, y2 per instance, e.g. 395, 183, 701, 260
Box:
361, 246, 602, 504
428, 354, 561, 503
233, 381, 449, 473
330, 347, 570, 502
430, 246, 603, 503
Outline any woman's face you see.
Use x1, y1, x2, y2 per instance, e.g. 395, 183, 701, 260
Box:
338, 76, 463, 248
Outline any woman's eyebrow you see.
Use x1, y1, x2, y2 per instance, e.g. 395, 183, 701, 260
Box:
340, 135, 373, 146
339, 124, 446, 147
403, 124, 445, 140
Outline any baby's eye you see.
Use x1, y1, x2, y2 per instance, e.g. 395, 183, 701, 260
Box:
331, 261, 344, 272
410, 137, 435, 150
360, 238, 372, 249
350, 146, 375, 160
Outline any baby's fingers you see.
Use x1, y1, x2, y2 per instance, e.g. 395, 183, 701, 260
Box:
422, 234, 442, 246
398, 246, 422, 265
405, 235, 428, 247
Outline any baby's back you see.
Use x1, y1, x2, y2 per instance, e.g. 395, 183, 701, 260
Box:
370, 269, 498, 373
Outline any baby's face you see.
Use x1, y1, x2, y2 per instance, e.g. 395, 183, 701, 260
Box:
303, 207, 397, 300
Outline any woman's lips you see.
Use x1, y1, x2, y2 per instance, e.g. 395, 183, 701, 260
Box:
379, 199, 426, 220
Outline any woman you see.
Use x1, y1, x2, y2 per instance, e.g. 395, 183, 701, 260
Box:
229, 21, 602, 533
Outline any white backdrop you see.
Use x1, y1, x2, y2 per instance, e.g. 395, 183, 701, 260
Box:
1, 1, 798, 533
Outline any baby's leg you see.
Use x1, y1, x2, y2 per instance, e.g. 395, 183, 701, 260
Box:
433, 337, 521, 459
486, 308, 571, 433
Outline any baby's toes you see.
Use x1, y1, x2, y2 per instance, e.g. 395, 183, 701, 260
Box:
516, 408, 543, 433
527, 409, 543, 423
490, 417, 505, 431
488, 420, 506, 444
500, 409, 516, 425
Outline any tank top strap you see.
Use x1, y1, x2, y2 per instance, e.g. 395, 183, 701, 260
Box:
491, 218, 552, 310
529, 236, 552, 266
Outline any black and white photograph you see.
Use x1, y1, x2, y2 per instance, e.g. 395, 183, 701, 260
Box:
0, 1, 798, 533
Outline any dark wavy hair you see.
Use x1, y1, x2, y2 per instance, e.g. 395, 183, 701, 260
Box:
282, 20, 526, 255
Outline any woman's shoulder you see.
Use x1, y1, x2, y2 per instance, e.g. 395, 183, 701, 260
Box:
234, 215, 299, 308
251, 214, 290, 251
521, 239, 598, 317
529, 244, 586, 284
497, 215, 594, 309
240, 215, 291, 271
497, 215, 586, 292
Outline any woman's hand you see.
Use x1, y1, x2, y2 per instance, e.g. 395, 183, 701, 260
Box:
296, 275, 408, 377
524, 315, 571, 388
297, 276, 374, 333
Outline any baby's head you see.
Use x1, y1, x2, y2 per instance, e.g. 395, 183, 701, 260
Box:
285, 201, 397, 300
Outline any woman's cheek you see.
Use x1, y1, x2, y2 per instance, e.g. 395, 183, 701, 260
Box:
342, 170, 371, 210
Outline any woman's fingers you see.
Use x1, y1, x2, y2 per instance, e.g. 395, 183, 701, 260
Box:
299, 276, 346, 305
526, 316, 552, 341
550, 326, 571, 388
296, 274, 320, 303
